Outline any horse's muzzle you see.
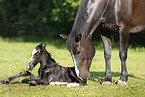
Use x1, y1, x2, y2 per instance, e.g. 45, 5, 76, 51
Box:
80, 70, 90, 80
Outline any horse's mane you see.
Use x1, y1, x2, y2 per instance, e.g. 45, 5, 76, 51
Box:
66, 0, 91, 52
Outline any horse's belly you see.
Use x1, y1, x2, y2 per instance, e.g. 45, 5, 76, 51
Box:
103, 23, 145, 33
103, 23, 118, 33
130, 25, 145, 33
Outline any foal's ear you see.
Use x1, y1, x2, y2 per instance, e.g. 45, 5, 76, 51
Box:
43, 43, 47, 48
36, 43, 43, 49
59, 34, 68, 40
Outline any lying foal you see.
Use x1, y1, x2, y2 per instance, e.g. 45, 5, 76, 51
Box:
0, 43, 86, 87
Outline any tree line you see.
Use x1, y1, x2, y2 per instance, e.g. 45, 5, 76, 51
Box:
0, 0, 81, 36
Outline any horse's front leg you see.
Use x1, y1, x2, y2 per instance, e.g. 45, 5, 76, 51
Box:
118, 25, 130, 85
101, 35, 112, 85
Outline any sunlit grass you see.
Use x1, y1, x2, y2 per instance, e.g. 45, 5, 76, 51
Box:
0, 36, 145, 97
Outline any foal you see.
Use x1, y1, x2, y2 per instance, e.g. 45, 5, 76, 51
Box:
0, 43, 86, 87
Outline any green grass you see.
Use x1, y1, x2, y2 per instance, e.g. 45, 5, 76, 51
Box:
0, 36, 145, 97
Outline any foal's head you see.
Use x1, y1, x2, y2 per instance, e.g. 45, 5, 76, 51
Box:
27, 43, 47, 71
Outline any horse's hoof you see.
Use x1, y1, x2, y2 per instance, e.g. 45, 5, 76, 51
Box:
117, 80, 127, 86
102, 81, 111, 85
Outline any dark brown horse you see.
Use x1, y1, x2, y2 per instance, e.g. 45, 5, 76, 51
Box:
60, 0, 145, 85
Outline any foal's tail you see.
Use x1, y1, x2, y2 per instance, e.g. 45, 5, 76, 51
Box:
0, 71, 31, 85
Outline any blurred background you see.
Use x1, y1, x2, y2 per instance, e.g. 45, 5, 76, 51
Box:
0, 0, 81, 37
0, 0, 145, 46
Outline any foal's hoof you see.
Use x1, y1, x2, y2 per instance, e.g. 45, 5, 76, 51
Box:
30, 81, 37, 86
117, 80, 127, 86
102, 81, 111, 85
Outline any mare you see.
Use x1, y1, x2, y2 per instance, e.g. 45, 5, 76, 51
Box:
0, 43, 86, 86
60, 0, 145, 85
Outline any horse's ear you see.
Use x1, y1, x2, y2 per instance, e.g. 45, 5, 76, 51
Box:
59, 34, 68, 40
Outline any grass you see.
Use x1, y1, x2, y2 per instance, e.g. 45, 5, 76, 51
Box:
0, 35, 145, 97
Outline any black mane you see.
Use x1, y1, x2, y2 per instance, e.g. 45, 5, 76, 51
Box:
66, 0, 96, 52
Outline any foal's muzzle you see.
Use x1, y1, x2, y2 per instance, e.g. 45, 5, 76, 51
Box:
27, 63, 33, 71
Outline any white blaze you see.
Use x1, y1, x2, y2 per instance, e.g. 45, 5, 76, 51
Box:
29, 48, 37, 62
71, 52, 80, 79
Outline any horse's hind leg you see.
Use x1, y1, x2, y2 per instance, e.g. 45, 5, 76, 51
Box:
118, 24, 130, 85
101, 35, 112, 85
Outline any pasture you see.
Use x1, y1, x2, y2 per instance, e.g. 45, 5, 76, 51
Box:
0, 36, 145, 97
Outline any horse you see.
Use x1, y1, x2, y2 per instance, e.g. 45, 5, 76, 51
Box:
0, 43, 86, 87
60, 0, 145, 85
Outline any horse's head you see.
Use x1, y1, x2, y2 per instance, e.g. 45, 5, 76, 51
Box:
27, 43, 47, 71
60, 34, 95, 80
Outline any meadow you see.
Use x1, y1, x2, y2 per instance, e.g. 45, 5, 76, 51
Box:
0, 35, 145, 97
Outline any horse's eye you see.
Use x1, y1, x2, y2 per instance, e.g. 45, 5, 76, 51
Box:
75, 34, 81, 43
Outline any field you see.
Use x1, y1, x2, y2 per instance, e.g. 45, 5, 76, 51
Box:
0, 36, 145, 97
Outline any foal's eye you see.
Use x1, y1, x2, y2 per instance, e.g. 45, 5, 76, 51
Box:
33, 52, 39, 57
35, 52, 39, 55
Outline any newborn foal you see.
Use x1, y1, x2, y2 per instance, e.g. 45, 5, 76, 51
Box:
0, 43, 86, 87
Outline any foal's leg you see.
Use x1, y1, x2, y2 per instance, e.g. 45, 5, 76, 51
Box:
118, 25, 130, 85
18, 71, 47, 85
0, 73, 22, 84
0, 71, 40, 85
101, 35, 112, 85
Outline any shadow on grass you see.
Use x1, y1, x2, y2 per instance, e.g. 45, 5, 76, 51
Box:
89, 71, 143, 84
8, 71, 143, 85
10, 79, 31, 85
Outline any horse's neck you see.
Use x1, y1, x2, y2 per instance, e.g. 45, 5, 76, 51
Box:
73, 0, 108, 33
